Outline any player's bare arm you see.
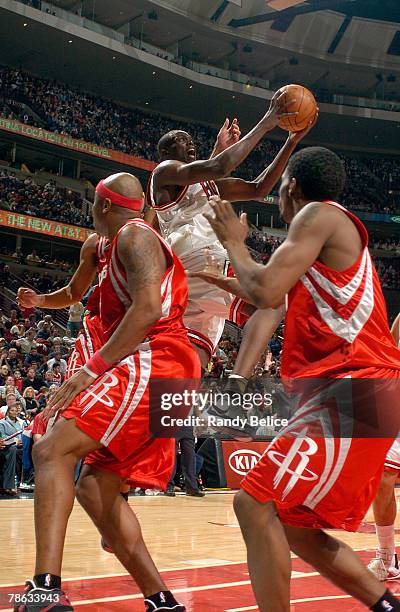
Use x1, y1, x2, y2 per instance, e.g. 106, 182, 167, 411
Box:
17, 233, 98, 309
204, 199, 336, 309
45, 226, 167, 415
391, 313, 400, 345
217, 116, 317, 202
187, 269, 254, 304
154, 91, 296, 188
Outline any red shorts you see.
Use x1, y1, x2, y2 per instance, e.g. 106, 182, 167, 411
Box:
64, 315, 201, 486
242, 368, 400, 531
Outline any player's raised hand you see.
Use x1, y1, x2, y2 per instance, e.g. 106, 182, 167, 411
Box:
263, 90, 298, 131
43, 368, 96, 420
215, 117, 242, 152
17, 287, 44, 308
204, 196, 248, 247
289, 109, 319, 143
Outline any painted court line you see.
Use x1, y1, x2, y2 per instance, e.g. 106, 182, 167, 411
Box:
73, 581, 253, 606
0, 561, 245, 588
71, 570, 320, 607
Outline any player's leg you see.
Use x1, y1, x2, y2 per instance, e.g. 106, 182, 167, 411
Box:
32, 417, 101, 578
16, 418, 103, 610
76, 464, 185, 610
284, 524, 400, 610
227, 306, 284, 390
368, 467, 400, 580
233, 490, 291, 611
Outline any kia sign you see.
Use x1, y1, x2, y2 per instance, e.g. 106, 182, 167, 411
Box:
228, 449, 262, 476
222, 441, 269, 488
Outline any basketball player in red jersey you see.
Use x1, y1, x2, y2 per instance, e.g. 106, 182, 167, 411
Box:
148, 91, 312, 370
16, 173, 199, 612
367, 311, 400, 581
204, 147, 400, 611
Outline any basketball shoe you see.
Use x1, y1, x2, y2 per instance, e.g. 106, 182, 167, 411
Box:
14, 580, 73, 611
144, 595, 186, 611
368, 550, 400, 581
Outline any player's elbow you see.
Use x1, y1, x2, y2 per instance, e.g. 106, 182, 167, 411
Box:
210, 157, 231, 179
143, 305, 163, 327
248, 282, 282, 310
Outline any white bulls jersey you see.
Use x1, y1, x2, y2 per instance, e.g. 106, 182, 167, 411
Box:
147, 171, 227, 259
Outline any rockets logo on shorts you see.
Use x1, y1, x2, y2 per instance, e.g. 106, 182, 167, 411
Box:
80, 371, 120, 414
267, 427, 318, 500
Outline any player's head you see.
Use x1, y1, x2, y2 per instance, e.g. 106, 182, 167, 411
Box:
157, 130, 196, 163
279, 147, 346, 222
92, 172, 145, 236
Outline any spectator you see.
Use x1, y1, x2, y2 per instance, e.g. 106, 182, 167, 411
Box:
67, 302, 84, 336
46, 352, 67, 376
0, 428, 18, 497
16, 329, 38, 354
26, 250, 41, 264
0, 378, 26, 410
0, 392, 17, 419
23, 387, 39, 416
51, 363, 63, 386
22, 367, 43, 392
0, 364, 10, 385
24, 347, 44, 368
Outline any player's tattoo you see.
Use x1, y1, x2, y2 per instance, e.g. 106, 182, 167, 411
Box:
119, 227, 166, 291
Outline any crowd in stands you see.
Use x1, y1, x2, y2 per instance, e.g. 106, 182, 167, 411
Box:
0, 170, 90, 228
1, 65, 399, 216
0, 306, 81, 497
369, 232, 400, 252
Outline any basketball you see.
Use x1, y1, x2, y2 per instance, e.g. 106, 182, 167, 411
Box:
278, 84, 318, 132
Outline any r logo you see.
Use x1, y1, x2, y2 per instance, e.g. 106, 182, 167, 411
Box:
267, 427, 318, 499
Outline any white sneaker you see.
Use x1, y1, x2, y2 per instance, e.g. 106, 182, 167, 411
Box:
368, 552, 400, 581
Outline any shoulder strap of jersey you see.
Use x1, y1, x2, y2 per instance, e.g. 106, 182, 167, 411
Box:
322, 200, 369, 248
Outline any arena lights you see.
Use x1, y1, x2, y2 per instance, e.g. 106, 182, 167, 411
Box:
23, 22, 28, 27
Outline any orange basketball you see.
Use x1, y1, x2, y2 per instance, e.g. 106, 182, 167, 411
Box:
277, 84, 317, 132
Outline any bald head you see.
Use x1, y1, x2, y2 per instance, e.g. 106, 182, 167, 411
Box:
102, 172, 143, 201
92, 172, 144, 237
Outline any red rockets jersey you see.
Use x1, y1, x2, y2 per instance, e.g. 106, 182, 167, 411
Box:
281, 201, 400, 378
96, 219, 190, 348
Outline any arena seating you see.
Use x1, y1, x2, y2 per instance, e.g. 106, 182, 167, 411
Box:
1, 65, 399, 214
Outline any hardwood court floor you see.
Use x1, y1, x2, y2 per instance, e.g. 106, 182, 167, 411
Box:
1, 491, 400, 611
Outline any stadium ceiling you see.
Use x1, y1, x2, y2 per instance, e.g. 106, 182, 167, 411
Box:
48, 0, 400, 29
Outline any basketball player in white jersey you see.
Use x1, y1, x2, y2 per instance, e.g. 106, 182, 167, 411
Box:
368, 311, 400, 581
148, 91, 314, 370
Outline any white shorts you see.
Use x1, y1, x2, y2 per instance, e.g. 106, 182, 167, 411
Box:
181, 249, 233, 357
385, 438, 400, 472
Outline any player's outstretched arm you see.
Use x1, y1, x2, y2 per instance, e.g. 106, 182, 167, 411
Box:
204, 198, 334, 309
188, 269, 254, 303
44, 226, 166, 416
154, 91, 297, 188
217, 116, 317, 202
17, 233, 98, 310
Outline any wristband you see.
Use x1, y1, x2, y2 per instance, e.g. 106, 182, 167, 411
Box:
83, 351, 112, 378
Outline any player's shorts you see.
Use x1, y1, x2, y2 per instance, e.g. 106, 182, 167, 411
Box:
241, 367, 400, 532
63, 316, 201, 486
182, 249, 248, 358
384, 438, 400, 473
